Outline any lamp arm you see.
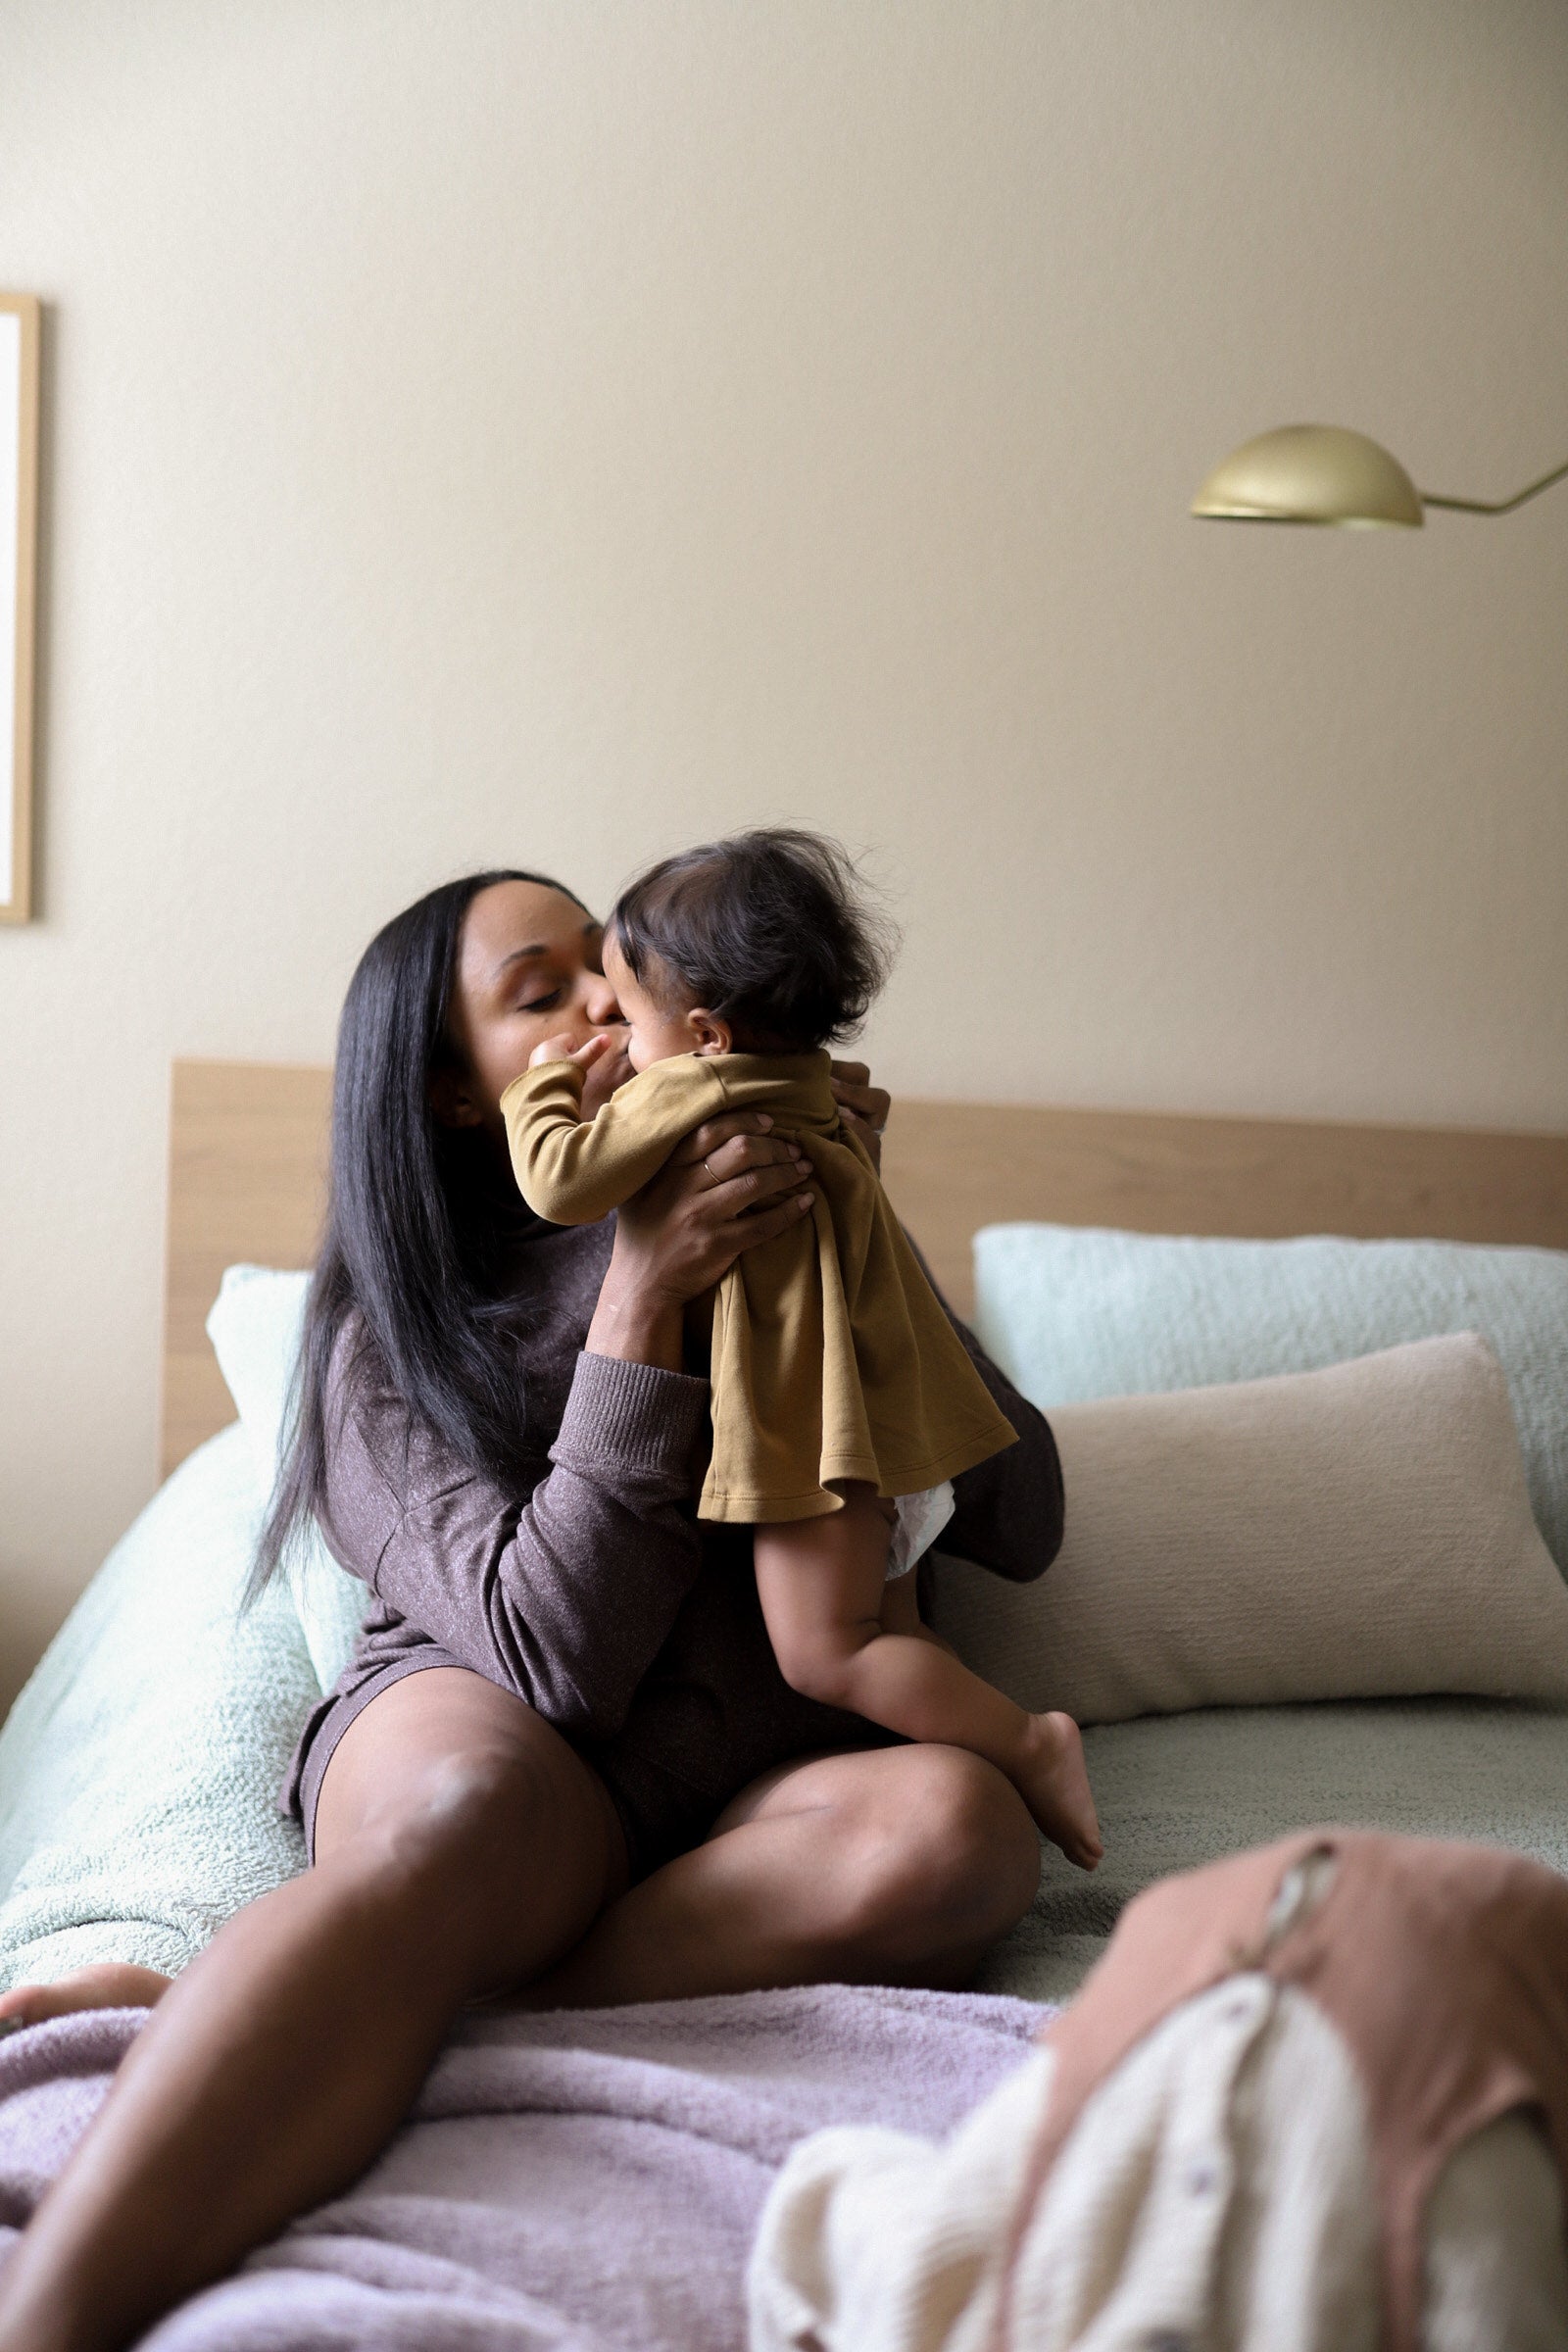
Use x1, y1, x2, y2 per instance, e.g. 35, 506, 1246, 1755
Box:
1417, 456, 1568, 515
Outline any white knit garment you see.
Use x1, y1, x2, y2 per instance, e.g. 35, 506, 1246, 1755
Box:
748, 1979, 1568, 2352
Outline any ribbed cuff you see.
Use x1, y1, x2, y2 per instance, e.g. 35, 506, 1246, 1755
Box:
552, 1348, 710, 1479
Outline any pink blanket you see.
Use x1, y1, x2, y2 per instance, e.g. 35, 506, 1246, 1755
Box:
0, 1984, 1044, 2349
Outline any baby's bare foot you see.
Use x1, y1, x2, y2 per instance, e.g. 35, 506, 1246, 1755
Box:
1014, 1711, 1103, 1871
0, 1963, 172, 2036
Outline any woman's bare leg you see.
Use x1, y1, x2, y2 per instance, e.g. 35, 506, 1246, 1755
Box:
0, 1670, 626, 2352
0, 1690, 1046, 2347
517, 1740, 1044, 2010
754, 1492, 1102, 1868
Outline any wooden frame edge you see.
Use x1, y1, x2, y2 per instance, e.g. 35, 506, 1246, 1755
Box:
0, 292, 40, 926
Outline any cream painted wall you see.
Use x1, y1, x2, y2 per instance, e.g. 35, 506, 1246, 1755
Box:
2, 0, 1565, 1704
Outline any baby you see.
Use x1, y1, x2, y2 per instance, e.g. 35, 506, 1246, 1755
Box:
502, 828, 1102, 1870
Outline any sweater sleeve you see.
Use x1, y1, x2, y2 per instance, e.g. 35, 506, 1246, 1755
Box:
501, 1058, 726, 1225
319, 1339, 712, 1739
904, 1235, 1065, 1586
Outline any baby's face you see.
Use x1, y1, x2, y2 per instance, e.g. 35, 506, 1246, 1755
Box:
603, 929, 715, 1072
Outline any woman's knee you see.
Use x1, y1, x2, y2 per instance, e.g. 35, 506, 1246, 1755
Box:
319, 1741, 552, 1945
847, 1748, 1041, 1953
321, 1734, 618, 1999
318, 1683, 622, 1930
371, 1741, 554, 1878
318, 1672, 609, 1884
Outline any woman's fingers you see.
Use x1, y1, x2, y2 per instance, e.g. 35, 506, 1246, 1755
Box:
703, 1152, 812, 1218
828, 1059, 891, 1165
664, 1113, 807, 1191
830, 1077, 891, 1131
666, 1110, 776, 1167
606, 1108, 816, 1319
700, 1135, 807, 1192
728, 1189, 817, 1251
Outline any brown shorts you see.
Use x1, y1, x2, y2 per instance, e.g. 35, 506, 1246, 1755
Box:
282, 1647, 737, 1886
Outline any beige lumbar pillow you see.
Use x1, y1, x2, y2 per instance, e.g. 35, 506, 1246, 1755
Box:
929, 1331, 1568, 1724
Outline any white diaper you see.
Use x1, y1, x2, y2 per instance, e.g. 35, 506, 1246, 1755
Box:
885, 1481, 956, 1582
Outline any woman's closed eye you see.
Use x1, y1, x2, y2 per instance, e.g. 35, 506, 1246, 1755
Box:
517, 986, 564, 1013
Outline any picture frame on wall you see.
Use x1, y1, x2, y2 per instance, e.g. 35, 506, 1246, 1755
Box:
1, 293, 40, 924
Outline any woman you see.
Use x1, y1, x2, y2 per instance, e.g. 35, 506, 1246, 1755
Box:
0, 868, 1062, 2352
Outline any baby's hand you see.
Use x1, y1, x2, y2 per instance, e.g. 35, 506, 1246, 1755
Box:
529, 1030, 617, 1073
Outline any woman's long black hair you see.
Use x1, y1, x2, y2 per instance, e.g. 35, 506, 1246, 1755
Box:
249, 867, 584, 1600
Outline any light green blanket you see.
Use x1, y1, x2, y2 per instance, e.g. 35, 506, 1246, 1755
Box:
0, 1428, 314, 1988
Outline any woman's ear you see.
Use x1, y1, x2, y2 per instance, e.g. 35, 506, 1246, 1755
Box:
689, 1008, 733, 1058
428, 1065, 487, 1129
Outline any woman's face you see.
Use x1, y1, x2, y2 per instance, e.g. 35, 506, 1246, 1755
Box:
440, 879, 630, 1133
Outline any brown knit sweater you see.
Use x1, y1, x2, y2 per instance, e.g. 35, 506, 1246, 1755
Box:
284, 1215, 1064, 1879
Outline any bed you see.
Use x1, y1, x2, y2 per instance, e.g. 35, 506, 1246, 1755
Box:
150, 1061, 1568, 2007
0, 1062, 1563, 2346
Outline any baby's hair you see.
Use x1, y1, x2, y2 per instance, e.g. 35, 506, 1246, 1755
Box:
611, 827, 898, 1054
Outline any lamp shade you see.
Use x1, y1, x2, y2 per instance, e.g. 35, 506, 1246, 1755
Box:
1191, 425, 1424, 528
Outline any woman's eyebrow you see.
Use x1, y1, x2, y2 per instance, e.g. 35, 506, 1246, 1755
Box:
492, 944, 549, 978
492, 922, 599, 981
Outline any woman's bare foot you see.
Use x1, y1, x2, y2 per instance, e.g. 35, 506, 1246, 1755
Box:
1012, 1712, 1103, 1870
0, 1963, 172, 2035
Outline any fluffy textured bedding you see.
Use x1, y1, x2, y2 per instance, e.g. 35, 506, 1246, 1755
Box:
981, 1692, 1568, 2002
0, 1985, 1040, 2350
0, 1429, 312, 1991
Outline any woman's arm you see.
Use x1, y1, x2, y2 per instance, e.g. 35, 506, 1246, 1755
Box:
322, 1340, 711, 1739
896, 1234, 1064, 1587
849, 1065, 1061, 1587
938, 1312, 1064, 1585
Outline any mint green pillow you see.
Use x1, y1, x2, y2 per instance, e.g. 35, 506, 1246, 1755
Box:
972, 1226, 1568, 1576
0, 1427, 314, 1987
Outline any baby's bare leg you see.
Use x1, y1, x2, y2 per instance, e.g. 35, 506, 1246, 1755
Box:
878, 1571, 923, 1638
754, 1491, 1102, 1870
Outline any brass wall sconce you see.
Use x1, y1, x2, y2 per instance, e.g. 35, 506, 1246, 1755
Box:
1192, 424, 1568, 529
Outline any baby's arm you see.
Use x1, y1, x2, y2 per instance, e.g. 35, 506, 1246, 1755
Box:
502, 1052, 727, 1225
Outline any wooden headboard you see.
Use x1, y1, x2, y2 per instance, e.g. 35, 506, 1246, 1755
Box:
161, 1057, 1568, 1478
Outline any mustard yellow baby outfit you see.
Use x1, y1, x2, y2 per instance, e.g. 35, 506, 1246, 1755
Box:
502, 1050, 1016, 1533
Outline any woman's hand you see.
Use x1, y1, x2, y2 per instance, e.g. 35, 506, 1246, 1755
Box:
587, 1113, 815, 1371
830, 1059, 891, 1173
